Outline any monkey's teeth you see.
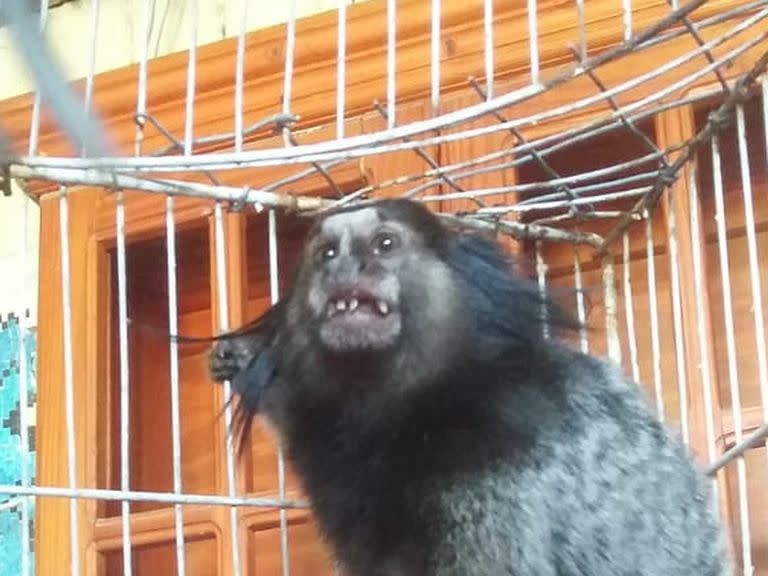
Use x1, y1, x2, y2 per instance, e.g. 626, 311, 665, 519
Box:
328, 297, 389, 317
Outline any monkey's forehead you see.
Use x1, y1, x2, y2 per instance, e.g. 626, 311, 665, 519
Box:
316, 207, 382, 237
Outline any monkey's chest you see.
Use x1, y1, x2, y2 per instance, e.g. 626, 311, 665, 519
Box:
289, 435, 437, 572
279, 390, 524, 573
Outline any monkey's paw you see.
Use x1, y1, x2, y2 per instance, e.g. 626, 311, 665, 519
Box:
208, 339, 252, 383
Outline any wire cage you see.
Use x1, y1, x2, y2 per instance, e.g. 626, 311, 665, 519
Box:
0, 0, 767, 574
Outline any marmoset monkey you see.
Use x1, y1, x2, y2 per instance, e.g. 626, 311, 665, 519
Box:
208, 199, 731, 576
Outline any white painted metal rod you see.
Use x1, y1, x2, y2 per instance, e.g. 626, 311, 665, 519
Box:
686, 167, 718, 504
166, 196, 187, 576
116, 192, 134, 576
644, 211, 665, 421
711, 133, 754, 576
235, 0, 249, 153
430, 0, 441, 114
664, 192, 690, 445
0, 485, 307, 508
59, 189, 81, 576
268, 210, 291, 576
336, 0, 348, 139
214, 203, 243, 576
622, 232, 640, 383
573, 248, 589, 353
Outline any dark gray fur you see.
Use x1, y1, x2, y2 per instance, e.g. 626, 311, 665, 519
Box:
208, 199, 732, 576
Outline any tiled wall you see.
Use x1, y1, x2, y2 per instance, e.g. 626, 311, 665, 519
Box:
0, 312, 37, 574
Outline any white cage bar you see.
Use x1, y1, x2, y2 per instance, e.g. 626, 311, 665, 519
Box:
710, 133, 755, 576
166, 195, 187, 576
58, 188, 81, 576
664, 183, 690, 445
685, 167, 718, 501
115, 192, 133, 576
622, 231, 641, 384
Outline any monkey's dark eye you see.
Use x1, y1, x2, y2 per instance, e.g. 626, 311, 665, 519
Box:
372, 232, 400, 255
317, 243, 338, 262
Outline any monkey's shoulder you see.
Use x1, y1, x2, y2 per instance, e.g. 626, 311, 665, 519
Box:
475, 344, 706, 496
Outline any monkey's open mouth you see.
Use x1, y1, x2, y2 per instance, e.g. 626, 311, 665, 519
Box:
319, 288, 401, 352
325, 291, 392, 318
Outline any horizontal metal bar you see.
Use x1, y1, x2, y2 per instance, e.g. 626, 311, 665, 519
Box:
9, 164, 330, 211
0, 484, 309, 509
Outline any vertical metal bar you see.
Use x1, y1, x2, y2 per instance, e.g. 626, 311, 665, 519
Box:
711, 134, 754, 576
336, 0, 347, 139
575, 0, 587, 63
736, 105, 768, 449
535, 241, 549, 339
135, 0, 153, 157
665, 193, 689, 445
234, 0, 249, 153
622, 0, 632, 42
165, 196, 187, 576
644, 210, 665, 421
527, 0, 540, 85
58, 188, 80, 576
136, 4, 173, 572
121, 0, 152, 570
115, 192, 133, 576
78, 0, 102, 158
283, 0, 297, 114
83, 0, 101, 121
165, 2, 198, 573
135, 0, 152, 136
483, 0, 494, 100
430, 0, 441, 115
602, 253, 622, 364
214, 204, 243, 576
386, 0, 397, 128
622, 231, 640, 383
282, 0, 297, 145
267, 212, 280, 357
183, 0, 199, 156
573, 247, 589, 353
16, 197, 32, 576
277, 8, 296, 568
268, 210, 291, 576
686, 167, 718, 503
27, 0, 49, 156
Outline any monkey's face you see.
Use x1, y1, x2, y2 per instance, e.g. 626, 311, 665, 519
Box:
292, 206, 458, 358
